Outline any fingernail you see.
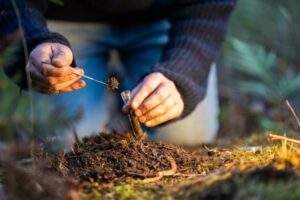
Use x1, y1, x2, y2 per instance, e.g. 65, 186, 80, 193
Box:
132, 102, 138, 109
79, 68, 84, 75
74, 69, 81, 74
80, 80, 86, 87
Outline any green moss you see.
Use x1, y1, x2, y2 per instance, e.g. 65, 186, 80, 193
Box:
235, 179, 300, 200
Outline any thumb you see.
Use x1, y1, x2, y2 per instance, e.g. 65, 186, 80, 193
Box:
51, 44, 73, 67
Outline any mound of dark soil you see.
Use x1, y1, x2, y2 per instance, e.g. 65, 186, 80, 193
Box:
47, 133, 205, 183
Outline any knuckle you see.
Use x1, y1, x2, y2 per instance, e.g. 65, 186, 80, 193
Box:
145, 112, 153, 120
166, 98, 174, 109
145, 72, 162, 82
141, 102, 152, 112
152, 72, 163, 79
157, 106, 166, 115
158, 87, 168, 99
168, 80, 176, 88
144, 82, 154, 92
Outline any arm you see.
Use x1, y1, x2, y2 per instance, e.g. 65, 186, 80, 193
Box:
126, 0, 236, 126
155, 0, 236, 118
0, 0, 75, 89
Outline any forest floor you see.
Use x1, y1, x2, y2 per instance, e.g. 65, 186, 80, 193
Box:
1, 131, 299, 200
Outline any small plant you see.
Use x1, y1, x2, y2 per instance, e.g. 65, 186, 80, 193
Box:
228, 38, 300, 105
0, 68, 81, 141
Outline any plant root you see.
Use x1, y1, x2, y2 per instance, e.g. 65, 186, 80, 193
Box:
142, 155, 177, 183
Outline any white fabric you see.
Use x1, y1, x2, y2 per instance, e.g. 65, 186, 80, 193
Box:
155, 64, 219, 145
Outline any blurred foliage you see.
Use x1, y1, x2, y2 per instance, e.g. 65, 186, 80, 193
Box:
48, 0, 64, 6
220, 0, 300, 134
227, 0, 300, 68
0, 0, 77, 142
0, 65, 79, 141
227, 38, 300, 105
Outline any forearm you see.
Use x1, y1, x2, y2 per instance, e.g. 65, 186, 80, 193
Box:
154, 0, 236, 118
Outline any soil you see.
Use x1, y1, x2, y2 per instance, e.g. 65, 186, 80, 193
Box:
1, 132, 299, 200
45, 133, 207, 183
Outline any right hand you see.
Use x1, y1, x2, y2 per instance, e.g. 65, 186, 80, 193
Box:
26, 42, 85, 94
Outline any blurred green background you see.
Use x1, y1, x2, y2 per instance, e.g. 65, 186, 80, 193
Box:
0, 0, 300, 141
219, 0, 300, 136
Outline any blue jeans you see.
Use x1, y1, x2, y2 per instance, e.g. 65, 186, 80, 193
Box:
46, 20, 171, 139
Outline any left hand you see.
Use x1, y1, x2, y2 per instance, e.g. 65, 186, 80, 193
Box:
123, 72, 184, 127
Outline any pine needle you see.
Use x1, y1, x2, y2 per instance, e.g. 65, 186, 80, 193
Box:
285, 100, 300, 129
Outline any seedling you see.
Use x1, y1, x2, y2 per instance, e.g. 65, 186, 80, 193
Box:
121, 90, 145, 140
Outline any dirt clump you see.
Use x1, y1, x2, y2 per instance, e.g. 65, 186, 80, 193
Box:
107, 77, 119, 90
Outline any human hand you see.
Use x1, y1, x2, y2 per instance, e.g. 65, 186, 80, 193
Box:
123, 72, 184, 127
26, 42, 85, 94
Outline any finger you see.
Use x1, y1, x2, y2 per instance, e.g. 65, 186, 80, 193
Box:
130, 73, 163, 110
52, 80, 86, 94
51, 75, 82, 91
47, 69, 84, 85
51, 46, 73, 67
136, 83, 170, 117
139, 95, 176, 123
144, 104, 182, 127
29, 67, 49, 85
42, 63, 78, 77
122, 82, 142, 113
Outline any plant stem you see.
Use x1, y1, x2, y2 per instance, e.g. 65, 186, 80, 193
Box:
11, 0, 35, 135
73, 72, 108, 86
269, 134, 300, 145
121, 90, 144, 140
285, 100, 300, 129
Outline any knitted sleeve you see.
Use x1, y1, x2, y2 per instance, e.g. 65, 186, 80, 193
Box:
0, 0, 71, 89
153, 0, 236, 118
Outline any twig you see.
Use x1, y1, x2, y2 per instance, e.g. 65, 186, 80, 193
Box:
269, 133, 300, 145
121, 91, 145, 140
72, 128, 81, 144
142, 155, 177, 183
285, 100, 300, 129
11, 0, 35, 135
172, 173, 202, 178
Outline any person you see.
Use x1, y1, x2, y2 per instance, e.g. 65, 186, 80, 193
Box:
0, 0, 236, 146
